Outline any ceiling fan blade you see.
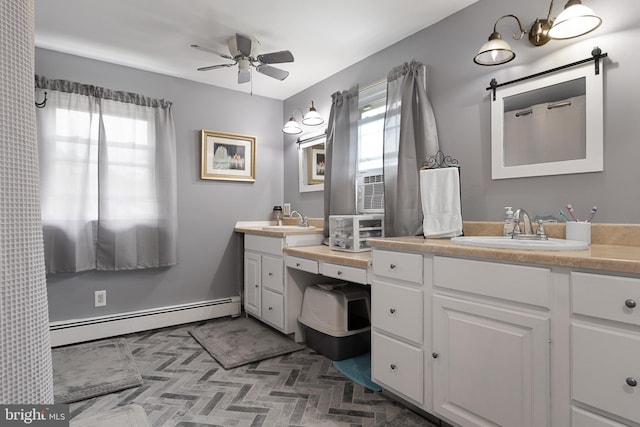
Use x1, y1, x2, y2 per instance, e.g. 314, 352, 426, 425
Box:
257, 50, 294, 64
256, 64, 289, 81
235, 33, 253, 57
238, 69, 251, 84
191, 44, 234, 61
197, 63, 236, 72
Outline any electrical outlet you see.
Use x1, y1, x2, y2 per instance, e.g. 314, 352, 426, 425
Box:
94, 290, 106, 307
283, 203, 291, 217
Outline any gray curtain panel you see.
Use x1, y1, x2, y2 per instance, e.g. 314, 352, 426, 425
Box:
383, 60, 439, 237
35, 77, 178, 273
1, 0, 54, 404
323, 87, 360, 238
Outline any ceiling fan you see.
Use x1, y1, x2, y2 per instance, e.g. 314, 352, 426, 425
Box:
191, 33, 294, 84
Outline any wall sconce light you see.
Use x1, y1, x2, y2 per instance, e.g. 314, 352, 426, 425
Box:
282, 101, 324, 134
473, 0, 602, 66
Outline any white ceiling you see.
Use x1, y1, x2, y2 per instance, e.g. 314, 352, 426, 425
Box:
34, 0, 478, 100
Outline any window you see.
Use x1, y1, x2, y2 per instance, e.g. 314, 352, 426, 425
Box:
35, 81, 177, 273
357, 80, 387, 174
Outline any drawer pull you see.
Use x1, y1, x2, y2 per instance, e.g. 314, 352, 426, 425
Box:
432, 353, 439, 359
389, 308, 396, 314
390, 364, 397, 370
296, 262, 301, 267
337, 270, 343, 275
389, 264, 396, 270
625, 299, 637, 309
626, 377, 638, 387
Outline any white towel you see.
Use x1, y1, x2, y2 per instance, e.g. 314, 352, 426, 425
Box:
420, 167, 463, 238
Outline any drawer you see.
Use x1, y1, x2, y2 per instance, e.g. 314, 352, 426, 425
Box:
262, 255, 284, 293
261, 289, 284, 330
572, 323, 640, 423
434, 256, 551, 308
321, 262, 367, 284
372, 331, 423, 404
245, 234, 283, 255
572, 406, 630, 427
372, 280, 423, 344
373, 249, 423, 284
286, 255, 319, 274
572, 272, 640, 326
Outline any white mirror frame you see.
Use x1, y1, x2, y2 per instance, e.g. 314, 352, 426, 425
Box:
298, 135, 325, 192
491, 62, 603, 179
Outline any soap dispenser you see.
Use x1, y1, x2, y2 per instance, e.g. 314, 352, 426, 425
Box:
503, 207, 514, 236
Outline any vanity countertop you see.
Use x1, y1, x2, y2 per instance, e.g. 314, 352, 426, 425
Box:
368, 222, 640, 275
234, 219, 324, 238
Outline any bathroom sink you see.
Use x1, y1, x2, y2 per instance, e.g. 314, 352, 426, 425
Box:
261, 225, 318, 231
450, 236, 589, 251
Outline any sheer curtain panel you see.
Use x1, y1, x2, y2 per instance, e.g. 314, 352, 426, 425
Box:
323, 87, 359, 238
35, 77, 178, 273
383, 61, 439, 237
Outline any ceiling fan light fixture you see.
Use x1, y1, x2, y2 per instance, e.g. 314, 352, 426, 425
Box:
302, 101, 324, 126
548, 0, 602, 40
282, 117, 303, 134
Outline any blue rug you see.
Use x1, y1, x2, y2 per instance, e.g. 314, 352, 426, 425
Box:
333, 352, 382, 391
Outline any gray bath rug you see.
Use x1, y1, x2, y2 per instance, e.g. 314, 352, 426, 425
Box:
70, 404, 151, 427
52, 337, 143, 403
190, 316, 305, 369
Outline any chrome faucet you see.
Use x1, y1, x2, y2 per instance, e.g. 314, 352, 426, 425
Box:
290, 210, 309, 227
512, 208, 548, 240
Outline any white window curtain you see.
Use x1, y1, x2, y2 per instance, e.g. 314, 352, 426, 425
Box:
383, 60, 439, 237
323, 87, 360, 238
35, 76, 178, 273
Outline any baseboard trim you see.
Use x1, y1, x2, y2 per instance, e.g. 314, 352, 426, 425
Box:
49, 296, 241, 347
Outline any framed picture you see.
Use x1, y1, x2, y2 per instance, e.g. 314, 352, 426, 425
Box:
307, 144, 325, 184
201, 130, 256, 182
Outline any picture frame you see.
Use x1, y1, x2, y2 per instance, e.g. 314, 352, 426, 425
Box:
201, 130, 256, 182
307, 144, 325, 184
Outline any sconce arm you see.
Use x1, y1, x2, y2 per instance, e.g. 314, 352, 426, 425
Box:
493, 14, 526, 41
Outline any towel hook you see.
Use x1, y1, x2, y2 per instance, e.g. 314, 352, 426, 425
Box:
35, 91, 47, 108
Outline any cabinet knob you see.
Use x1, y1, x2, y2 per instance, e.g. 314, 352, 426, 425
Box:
296, 262, 301, 267
389, 308, 396, 314
432, 353, 439, 359
268, 306, 273, 311
390, 364, 397, 370
337, 270, 343, 275
255, 284, 259, 288
389, 264, 396, 270
626, 377, 638, 387
625, 299, 637, 309
268, 272, 273, 276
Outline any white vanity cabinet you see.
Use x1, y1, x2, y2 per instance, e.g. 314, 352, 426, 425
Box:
432, 256, 551, 427
371, 249, 427, 407
570, 272, 640, 426
243, 233, 323, 335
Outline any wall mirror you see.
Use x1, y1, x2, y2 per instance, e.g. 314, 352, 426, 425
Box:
298, 133, 326, 192
491, 61, 603, 179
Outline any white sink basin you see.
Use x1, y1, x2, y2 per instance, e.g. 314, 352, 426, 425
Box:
451, 235, 589, 251
261, 225, 318, 231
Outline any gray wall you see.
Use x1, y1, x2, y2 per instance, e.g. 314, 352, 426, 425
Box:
36, 49, 285, 321
284, 0, 640, 224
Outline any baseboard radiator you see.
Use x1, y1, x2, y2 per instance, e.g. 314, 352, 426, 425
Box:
49, 296, 241, 347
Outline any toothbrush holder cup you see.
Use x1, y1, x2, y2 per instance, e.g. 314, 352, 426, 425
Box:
566, 221, 591, 245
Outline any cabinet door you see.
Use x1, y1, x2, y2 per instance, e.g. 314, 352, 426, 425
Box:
244, 252, 261, 317
433, 295, 550, 427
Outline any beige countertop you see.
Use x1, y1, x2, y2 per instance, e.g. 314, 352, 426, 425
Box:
236, 219, 640, 275
234, 218, 324, 238
368, 222, 640, 275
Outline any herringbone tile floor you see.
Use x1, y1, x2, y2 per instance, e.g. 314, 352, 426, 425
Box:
67, 320, 438, 427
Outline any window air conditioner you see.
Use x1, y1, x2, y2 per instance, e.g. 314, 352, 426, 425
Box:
356, 172, 384, 213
